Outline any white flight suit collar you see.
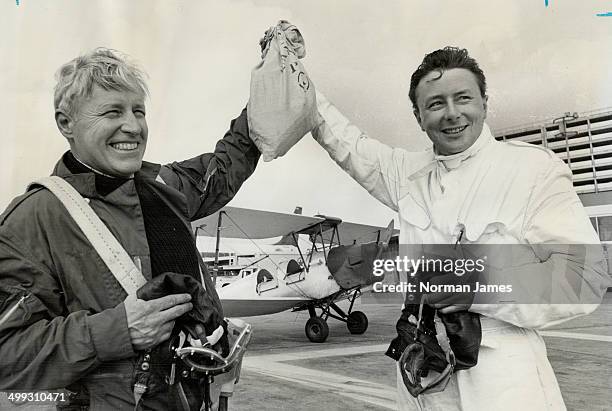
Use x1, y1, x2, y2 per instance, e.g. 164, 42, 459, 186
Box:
433, 123, 494, 170
420, 124, 494, 197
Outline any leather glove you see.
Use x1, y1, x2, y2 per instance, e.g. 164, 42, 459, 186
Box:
136, 272, 229, 356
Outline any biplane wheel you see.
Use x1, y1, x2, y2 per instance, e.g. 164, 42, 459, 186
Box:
347, 311, 368, 335
305, 317, 329, 343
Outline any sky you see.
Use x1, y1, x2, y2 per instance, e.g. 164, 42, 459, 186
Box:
1, 0, 611, 228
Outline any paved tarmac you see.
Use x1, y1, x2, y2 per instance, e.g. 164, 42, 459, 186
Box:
231, 295, 612, 411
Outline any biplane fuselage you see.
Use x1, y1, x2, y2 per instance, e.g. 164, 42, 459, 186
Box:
217, 251, 341, 317
193, 206, 397, 342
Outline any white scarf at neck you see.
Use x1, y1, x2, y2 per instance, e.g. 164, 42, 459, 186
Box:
411, 123, 494, 196
433, 123, 494, 171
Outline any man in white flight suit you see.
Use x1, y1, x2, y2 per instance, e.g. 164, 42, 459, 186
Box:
311, 47, 611, 410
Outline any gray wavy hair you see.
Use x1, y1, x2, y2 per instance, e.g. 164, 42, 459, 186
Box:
54, 48, 149, 116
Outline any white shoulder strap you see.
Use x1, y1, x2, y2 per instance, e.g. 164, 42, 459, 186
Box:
31, 176, 147, 295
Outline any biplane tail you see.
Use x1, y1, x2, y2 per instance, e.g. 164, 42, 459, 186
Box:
326, 219, 396, 290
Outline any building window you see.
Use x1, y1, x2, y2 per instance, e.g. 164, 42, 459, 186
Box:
597, 216, 612, 241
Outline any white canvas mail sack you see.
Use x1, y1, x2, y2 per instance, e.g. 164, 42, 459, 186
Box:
247, 21, 317, 161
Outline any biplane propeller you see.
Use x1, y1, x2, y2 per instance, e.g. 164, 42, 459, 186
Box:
192, 207, 398, 343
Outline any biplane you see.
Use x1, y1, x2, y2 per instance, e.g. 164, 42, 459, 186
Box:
192, 207, 398, 343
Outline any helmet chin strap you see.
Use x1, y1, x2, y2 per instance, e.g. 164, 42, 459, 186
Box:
71, 150, 134, 178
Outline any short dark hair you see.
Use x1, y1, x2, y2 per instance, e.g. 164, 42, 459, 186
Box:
409, 47, 486, 111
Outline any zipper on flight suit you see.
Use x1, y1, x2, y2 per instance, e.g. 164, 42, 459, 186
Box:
0, 295, 28, 327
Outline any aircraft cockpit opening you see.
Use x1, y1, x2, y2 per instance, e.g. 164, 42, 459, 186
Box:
286, 259, 303, 275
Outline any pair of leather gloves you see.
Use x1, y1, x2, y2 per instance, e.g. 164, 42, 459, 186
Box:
136, 272, 229, 355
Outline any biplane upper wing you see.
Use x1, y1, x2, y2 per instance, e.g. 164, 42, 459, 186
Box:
192, 207, 325, 239
318, 219, 400, 245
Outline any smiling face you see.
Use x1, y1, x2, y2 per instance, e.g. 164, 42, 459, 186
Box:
57, 85, 148, 177
413, 68, 487, 155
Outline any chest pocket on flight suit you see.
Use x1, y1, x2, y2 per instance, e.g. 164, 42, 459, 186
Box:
460, 221, 511, 244
455, 218, 525, 274
397, 194, 430, 243
395, 194, 432, 286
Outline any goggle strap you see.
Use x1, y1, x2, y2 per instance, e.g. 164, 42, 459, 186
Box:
434, 311, 456, 367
